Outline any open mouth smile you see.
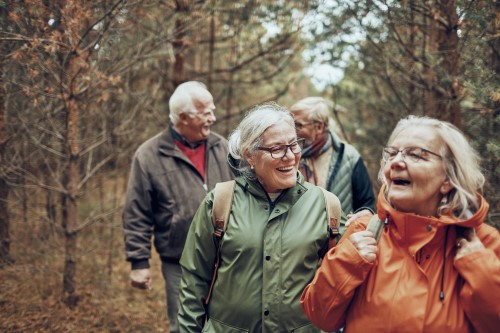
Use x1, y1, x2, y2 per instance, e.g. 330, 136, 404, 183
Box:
277, 166, 294, 173
392, 178, 411, 186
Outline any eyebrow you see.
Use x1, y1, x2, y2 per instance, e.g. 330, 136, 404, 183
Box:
261, 138, 298, 146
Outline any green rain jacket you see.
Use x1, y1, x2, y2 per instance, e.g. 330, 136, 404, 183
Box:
178, 173, 332, 333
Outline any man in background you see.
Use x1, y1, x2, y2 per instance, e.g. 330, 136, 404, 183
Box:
122, 81, 233, 333
291, 97, 375, 217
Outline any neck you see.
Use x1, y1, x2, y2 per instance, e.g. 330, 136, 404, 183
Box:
170, 126, 204, 148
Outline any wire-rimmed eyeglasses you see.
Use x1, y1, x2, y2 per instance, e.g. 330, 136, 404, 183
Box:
256, 138, 305, 159
382, 146, 442, 163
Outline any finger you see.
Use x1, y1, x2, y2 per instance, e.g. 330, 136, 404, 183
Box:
456, 237, 465, 248
345, 215, 357, 227
131, 280, 147, 290
364, 236, 378, 246
361, 251, 377, 263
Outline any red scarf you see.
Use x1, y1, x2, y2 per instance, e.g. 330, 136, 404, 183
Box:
299, 132, 331, 184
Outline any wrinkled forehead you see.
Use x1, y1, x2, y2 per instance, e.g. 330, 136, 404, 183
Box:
390, 125, 443, 149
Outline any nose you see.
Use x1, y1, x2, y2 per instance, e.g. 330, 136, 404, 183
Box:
390, 152, 406, 169
207, 110, 216, 123
282, 146, 295, 160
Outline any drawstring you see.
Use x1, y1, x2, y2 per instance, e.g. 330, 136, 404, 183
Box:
439, 226, 450, 301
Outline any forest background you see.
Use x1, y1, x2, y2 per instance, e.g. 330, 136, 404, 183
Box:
0, 1, 498, 332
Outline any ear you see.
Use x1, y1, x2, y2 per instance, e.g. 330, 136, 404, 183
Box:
440, 179, 453, 195
245, 151, 255, 168
178, 112, 189, 124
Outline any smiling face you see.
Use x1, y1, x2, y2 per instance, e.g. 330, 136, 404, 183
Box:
178, 88, 216, 143
383, 126, 453, 217
248, 122, 300, 193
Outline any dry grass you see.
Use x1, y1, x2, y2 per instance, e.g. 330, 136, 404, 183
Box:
0, 176, 172, 333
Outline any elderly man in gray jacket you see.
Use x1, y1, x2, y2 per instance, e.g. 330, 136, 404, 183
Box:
122, 81, 233, 333
291, 97, 375, 217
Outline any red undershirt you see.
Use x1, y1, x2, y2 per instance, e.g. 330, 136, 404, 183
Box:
175, 140, 206, 180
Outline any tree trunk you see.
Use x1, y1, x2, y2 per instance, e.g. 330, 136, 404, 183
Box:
408, 4, 418, 113
435, 0, 462, 128
423, 12, 438, 118
172, 1, 189, 87
208, 2, 215, 91
0, 178, 11, 267
424, 0, 461, 127
61, 52, 81, 308
0, 53, 13, 267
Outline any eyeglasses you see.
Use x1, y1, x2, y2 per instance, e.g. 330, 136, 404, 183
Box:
294, 121, 314, 130
382, 146, 442, 163
256, 138, 304, 159
188, 109, 215, 119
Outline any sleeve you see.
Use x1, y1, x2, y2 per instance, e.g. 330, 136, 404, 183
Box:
454, 224, 500, 333
122, 153, 154, 267
178, 193, 217, 333
300, 215, 375, 332
351, 157, 376, 212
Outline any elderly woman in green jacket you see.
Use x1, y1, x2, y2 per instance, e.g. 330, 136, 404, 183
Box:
178, 103, 339, 332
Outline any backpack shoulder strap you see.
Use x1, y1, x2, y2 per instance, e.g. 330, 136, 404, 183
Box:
318, 187, 342, 249
366, 214, 384, 243
206, 180, 236, 305
211, 180, 236, 236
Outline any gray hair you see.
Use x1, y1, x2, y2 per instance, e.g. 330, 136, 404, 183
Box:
228, 103, 295, 179
168, 81, 208, 124
290, 96, 343, 134
378, 115, 485, 219
290, 97, 330, 125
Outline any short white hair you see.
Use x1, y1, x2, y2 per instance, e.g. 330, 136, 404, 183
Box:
168, 81, 208, 124
228, 103, 295, 179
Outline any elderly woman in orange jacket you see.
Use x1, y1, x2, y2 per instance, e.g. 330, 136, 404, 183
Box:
301, 115, 500, 333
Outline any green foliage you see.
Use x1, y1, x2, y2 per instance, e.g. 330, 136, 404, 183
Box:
303, 0, 499, 222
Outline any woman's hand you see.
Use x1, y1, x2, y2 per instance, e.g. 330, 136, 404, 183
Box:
349, 230, 378, 263
345, 209, 373, 227
455, 228, 485, 260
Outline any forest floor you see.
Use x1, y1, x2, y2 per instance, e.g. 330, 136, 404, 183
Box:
0, 179, 172, 333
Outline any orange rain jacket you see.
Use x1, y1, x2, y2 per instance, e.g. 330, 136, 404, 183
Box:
301, 187, 500, 333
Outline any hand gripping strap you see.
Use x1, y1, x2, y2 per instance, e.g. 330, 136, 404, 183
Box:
206, 180, 236, 305
319, 187, 342, 249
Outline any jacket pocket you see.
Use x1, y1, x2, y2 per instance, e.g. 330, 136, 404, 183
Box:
202, 318, 249, 333
291, 322, 321, 332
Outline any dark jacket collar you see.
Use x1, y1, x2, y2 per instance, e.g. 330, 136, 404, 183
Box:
170, 126, 206, 149
158, 125, 223, 156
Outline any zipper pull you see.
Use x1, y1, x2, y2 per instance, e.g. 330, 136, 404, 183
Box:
203, 183, 208, 191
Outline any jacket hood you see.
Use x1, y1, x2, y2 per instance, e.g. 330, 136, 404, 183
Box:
376, 185, 489, 229
227, 153, 243, 178
376, 185, 489, 253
